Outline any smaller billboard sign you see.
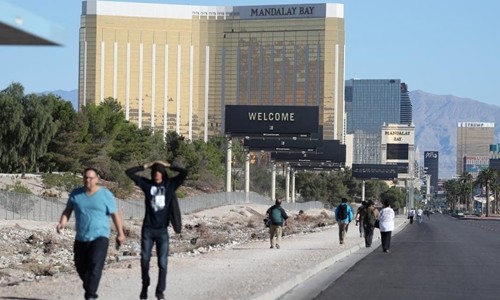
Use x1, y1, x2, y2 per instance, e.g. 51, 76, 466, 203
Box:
463, 156, 489, 178
352, 164, 399, 180
271, 140, 345, 165
243, 138, 321, 153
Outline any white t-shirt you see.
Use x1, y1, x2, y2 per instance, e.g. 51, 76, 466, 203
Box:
379, 207, 395, 232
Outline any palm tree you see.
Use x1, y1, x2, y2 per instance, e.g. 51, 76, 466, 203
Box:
443, 179, 460, 212
476, 168, 497, 217
490, 178, 500, 214
459, 172, 473, 212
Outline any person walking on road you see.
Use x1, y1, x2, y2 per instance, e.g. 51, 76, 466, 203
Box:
417, 208, 424, 224
424, 209, 431, 220
379, 199, 395, 253
335, 198, 354, 244
266, 199, 289, 249
408, 208, 415, 224
126, 160, 187, 300
355, 200, 367, 237
362, 200, 379, 248
56, 167, 126, 300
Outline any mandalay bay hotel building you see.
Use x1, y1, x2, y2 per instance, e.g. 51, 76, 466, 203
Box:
79, 1, 346, 142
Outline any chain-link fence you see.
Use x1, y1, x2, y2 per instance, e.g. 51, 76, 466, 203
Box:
0, 190, 325, 222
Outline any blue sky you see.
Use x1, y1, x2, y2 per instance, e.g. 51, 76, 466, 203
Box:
2, 0, 500, 106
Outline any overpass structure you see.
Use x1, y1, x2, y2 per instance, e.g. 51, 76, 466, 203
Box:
0, 0, 64, 45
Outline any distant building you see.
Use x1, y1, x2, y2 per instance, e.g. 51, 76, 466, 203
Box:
78, 1, 346, 142
424, 151, 439, 192
456, 122, 494, 175
345, 79, 413, 164
489, 157, 500, 171
381, 123, 415, 179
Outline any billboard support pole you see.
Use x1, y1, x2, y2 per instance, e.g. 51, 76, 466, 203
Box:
291, 170, 296, 203
285, 164, 290, 202
361, 180, 365, 201
271, 163, 276, 201
245, 151, 250, 193
226, 136, 232, 192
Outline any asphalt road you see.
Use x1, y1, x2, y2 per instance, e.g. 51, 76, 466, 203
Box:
311, 214, 500, 300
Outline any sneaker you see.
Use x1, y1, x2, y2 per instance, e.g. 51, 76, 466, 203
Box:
340, 241, 344, 244
276, 244, 280, 249
270, 246, 274, 249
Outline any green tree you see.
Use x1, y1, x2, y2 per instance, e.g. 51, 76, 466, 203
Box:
476, 168, 497, 217
380, 187, 406, 210
0, 83, 29, 172
443, 179, 460, 211
40, 93, 79, 172
365, 180, 390, 202
20, 93, 58, 174
458, 172, 473, 212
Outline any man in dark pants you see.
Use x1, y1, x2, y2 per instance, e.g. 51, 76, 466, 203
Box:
126, 161, 187, 300
57, 167, 125, 300
335, 198, 354, 244
355, 200, 367, 238
362, 200, 379, 248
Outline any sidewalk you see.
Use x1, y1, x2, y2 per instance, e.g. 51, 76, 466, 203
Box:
108, 215, 408, 300
0, 216, 408, 300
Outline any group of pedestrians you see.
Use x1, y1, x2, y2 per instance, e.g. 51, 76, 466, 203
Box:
335, 198, 395, 253
57, 161, 406, 299
57, 161, 187, 300
408, 207, 428, 224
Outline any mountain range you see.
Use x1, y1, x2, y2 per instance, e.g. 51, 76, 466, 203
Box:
47, 89, 500, 179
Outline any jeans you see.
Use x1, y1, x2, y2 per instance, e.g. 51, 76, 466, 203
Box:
417, 215, 423, 223
141, 227, 170, 296
358, 220, 364, 237
74, 237, 109, 299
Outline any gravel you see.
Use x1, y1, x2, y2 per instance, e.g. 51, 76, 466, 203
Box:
0, 204, 339, 299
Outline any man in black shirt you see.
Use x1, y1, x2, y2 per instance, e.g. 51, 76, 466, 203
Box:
126, 161, 187, 300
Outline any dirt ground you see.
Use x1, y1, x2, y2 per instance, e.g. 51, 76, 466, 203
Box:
0, 174, 336, 299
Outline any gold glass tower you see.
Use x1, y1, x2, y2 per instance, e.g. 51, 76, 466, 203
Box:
79, 1, 345, 141
456, 122, 495, 175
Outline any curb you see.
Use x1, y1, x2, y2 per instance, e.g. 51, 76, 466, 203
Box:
252, 218, 409, 300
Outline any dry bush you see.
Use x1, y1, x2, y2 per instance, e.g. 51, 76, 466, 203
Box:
28, 263, 58, 276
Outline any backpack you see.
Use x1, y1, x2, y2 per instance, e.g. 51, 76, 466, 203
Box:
270, 207, 283, 223
364, 209, 376, 227
337, 204, 348, 220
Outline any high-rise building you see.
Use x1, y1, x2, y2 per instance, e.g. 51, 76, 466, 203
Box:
456, 122, 495, 175
345, 79, 412, 164
424, 151, 439, 192
79, 1, 346, 141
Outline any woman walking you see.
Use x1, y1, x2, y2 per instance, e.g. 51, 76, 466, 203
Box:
379, 199, 395, 253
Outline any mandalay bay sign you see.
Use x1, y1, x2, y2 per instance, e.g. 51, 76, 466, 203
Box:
236, 4, 327, 19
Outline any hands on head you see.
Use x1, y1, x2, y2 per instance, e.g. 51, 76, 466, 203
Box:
144, 160, 170, 169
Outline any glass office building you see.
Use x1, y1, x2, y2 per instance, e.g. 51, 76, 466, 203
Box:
79, 1, 346, 141
456, 122, 494, 175
345, 79, 412, 164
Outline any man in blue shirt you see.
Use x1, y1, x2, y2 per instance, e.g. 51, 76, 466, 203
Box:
57, 167, 125, 300
335, 197, 354, 244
